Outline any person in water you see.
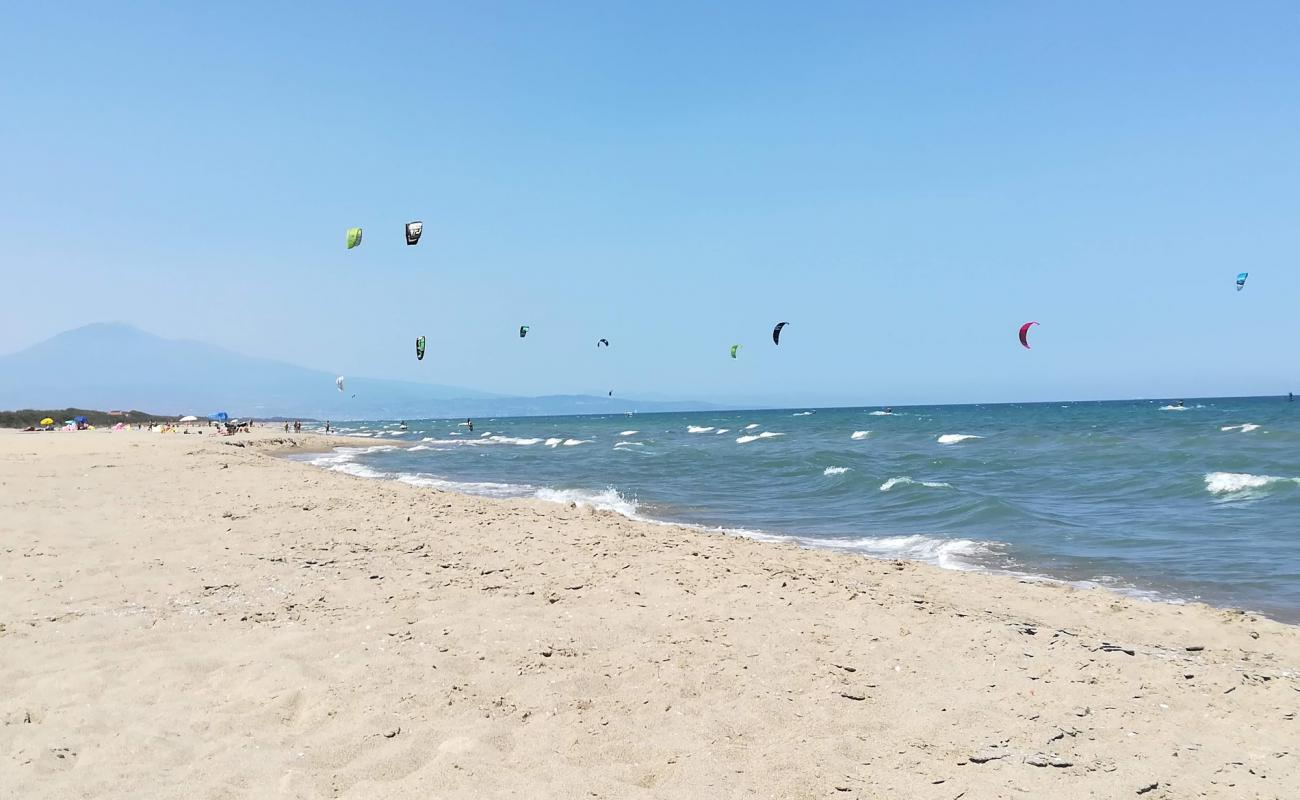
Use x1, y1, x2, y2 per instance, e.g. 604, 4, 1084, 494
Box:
466, 418, 474, 433
884, 407, 893, 414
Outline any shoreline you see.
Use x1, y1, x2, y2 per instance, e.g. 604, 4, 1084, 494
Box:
3, 428, 1297, 798
296, 440, 1295, 625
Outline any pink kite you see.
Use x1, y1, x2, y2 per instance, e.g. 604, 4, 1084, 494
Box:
1019, 321, 1039, 349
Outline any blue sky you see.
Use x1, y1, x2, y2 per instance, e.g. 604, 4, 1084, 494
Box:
3, 2, 1297, 405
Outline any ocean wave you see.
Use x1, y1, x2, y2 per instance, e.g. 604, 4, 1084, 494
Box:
687, 426, 714, 434
868, 410, 893, 416
619, 430, 639, 436
793, 411, 814, 416
1220, 424, 1261, 433
744, 423, 760, 430
937, 434, 982, 445
740, 531, 990, 571
394, 472, 532, 498
307, 445, 396, 463
534, 487, 639, 517
406, 445, 433, 452
715, 428, 730, 434
736, 432, 784, 444
880, 476, 952, 492
823, 467, 851, 476
326, 462, 390, 480
545, 438, 563, 447
1159, 405, 1189, 411
487, 435, 543, 446
850, 430, 870, 440
1204, 472, 1300, 498
562, 439, 590, 446
613, 441, 645, 449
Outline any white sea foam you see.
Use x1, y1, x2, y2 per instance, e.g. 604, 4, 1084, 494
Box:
327, 462, 390, 479
309, 445, 396, 462
618, 430, 639, 436
739, 531, 990, 571
793, 411, 814, 416
715, 428, 730, 434
937, 434, 982, 445
736, 431, 784, 444
487, 435, 543, 446
1220, 424, 1261, 433
545, 438, 563, 447
868, 410, 893, 416
534, 487, 639, 517
302, 448, 393, 479
406, 445, 433, 452
562, 439, 590, 446
1204, 472, 1300, 498
744, 423, 760, 430
687, 426, 714, 434
880, 476, 952, 492
850, 430, 870, 440
823, 467, 851, 476
1159, 405, 1189, 411
613, 441, 645, 449
394, 472, 531, 498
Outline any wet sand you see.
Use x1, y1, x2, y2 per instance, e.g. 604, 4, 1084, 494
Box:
1, 428, 1296, 798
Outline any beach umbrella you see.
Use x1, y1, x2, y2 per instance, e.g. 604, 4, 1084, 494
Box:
39, 417, 53, 426
179, 415, 198, 422
73, 415, 88, 424
210, 412, 229, 422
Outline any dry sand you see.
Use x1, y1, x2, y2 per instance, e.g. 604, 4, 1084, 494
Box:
1, 428, 1296, 799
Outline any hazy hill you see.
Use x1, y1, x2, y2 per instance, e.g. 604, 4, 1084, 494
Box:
0, 324, 715, 419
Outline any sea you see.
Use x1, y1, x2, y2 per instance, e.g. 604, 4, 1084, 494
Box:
290, 397, 1300, 623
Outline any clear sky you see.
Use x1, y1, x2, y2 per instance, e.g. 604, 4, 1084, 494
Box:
3, 2, 1297, 406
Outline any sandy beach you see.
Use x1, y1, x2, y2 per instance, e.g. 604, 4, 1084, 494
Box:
1, 428, 1296, 799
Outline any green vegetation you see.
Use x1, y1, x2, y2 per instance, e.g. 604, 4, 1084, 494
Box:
0, 408, 178, 429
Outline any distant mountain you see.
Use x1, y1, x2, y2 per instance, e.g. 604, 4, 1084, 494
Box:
0, 323, 717, 419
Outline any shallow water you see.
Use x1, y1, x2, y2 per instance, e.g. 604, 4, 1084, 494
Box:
295, 397, 1300, 622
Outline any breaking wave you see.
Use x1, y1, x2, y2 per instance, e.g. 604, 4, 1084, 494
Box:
880, 476, 952, 492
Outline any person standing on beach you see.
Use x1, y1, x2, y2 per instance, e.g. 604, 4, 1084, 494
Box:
325, 421, 331, 433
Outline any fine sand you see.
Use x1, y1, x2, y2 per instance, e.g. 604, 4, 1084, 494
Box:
1, 428, 1296, 799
